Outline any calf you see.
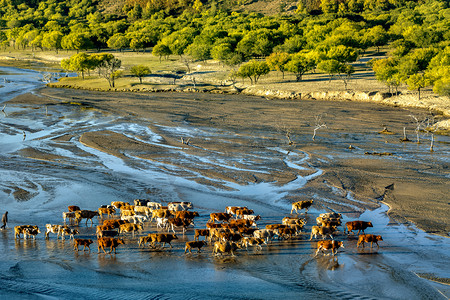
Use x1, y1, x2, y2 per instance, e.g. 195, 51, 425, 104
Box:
23, 227, 41, 239
60, 227, 79, 240
209, 213, 233, 223
345, 221, 373, 235
14, 225, 39, 239
74, 238, 93, 252
310, 226, 336, 240
290, 200, 313, 214
45, 224, 62, 239
194, 229, 210, 241
357, 234, 383, 248
213, 241, 239, 256
97, 237, 125, 254
315, 240, 344, 256
185, 241, 207, 254
62, 212, 76, 224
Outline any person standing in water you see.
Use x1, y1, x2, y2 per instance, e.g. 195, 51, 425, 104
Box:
1, 211, 8, 229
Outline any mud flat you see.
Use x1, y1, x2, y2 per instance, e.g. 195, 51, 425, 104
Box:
0, 85, 449, 298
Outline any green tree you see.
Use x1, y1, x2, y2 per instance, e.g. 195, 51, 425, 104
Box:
406, 73, 432, 100
107, 33, 129, 51
237, 60, 270, 85
42, 31, 63, 53
98, 56, 122, 88
317, 59, 342, 81
362, 25, 389, 53
131, 65, 151, 84
61, 52, 91, 79
266, 52, 290, 79
327, 45, 359, 63
152, 43, 171, 62
285, 53, 316, 81
61, 32, 93, 52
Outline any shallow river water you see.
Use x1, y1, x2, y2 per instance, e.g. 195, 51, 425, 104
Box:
0, 67, 449, 299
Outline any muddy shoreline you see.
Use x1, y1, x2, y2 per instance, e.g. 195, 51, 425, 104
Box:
7, 87, 449, 236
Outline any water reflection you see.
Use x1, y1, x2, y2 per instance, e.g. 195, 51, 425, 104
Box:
315, 256, 342, 271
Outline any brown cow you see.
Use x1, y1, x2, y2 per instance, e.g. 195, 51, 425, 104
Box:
206, 222, 222, 229
345, 221, 373, 235
213, 241, 239, 256
240, 237, 266, 251
97, 237, 125, 254
98, 207, 116, 218
175, 211, 199, 220
68, 205, 81, 212
102, 219, 129, 228
229, 219, 255, 228
74, 210, 100, 226
357, 234, 383, 248
194, 229, 210, 241
185, 241, 207, 253
111, 201, 128, 209
225, 206, 247, 215
209, 213, 233, 223
168, 217, 194, 234
74, 238, 94, 252
118, 223, 142, 235
265, 224, 289, 230
148, 233, 178, 248
310, 225, 336, 240
235, 208, 254, 218
315, 240, 344, 256
151, 209, 172, 222
290, 200, 313, 214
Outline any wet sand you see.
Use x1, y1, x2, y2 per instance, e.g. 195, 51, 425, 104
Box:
0, 86, 449, 298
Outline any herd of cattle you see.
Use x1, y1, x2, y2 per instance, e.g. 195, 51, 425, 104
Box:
12, 199, 383, 256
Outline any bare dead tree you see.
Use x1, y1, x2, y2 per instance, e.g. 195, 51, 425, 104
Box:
277, 124, 294, 145
400, 127, 410, 142
409, 114, 427, 144
409, 113, 437, 151
312, 114, 327, 141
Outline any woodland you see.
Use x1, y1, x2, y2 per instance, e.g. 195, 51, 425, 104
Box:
0, 0, 449, 96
